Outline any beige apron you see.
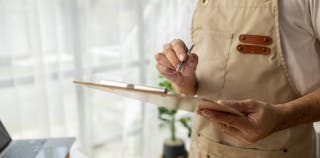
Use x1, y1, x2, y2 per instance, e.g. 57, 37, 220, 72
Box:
189, 0, 317, 157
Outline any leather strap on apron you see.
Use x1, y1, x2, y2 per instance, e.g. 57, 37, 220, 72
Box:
189, 0, 317, 157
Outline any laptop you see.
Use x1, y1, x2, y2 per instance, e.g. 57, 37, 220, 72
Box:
0, 121, 75, 158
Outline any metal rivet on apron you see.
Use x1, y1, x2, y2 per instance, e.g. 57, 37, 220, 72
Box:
202, 0, 208, 4
283, 149, 288, 153
238, 46, 244, 52
198, 133, 201, 137
264, 37, 270, 43
206, 154, 210, 158
262, 48, 267, 52
240, 35, 246, 40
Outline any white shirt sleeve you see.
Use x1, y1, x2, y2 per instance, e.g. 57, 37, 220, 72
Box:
309, 0, 320, 40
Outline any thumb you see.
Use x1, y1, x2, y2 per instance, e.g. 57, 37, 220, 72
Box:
217, 100, 258, 113
182, 53, 198, 75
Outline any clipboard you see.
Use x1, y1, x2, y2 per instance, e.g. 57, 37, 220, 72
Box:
73, 80, 243, 116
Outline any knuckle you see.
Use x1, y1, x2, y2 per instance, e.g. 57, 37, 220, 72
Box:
163, 43, 171, 51
155, 53, 161, 61
163, 47, 174, 56
171, 40, 187, 55
171, 39, 184, 46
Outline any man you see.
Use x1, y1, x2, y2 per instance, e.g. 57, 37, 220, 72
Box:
155, 0, 320, 157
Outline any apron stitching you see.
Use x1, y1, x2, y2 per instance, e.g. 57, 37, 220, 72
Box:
191, 0, 202, 46
192, 0, 202, 97
219, 34, 234, 99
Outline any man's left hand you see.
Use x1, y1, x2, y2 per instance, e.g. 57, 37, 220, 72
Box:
198, 99, 284, 145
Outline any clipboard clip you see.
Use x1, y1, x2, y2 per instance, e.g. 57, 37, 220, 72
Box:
127, 84, 135, 89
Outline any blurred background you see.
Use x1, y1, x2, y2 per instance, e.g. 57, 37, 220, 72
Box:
1, 0, 320, 158
0, 0, 197, 157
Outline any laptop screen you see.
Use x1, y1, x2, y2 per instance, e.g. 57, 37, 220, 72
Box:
0, 121, 12, 152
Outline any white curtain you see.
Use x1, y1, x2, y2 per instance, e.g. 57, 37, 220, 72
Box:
0, 0, 197, 157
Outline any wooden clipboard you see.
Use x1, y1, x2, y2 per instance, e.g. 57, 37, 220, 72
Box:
73, 80, 244, 116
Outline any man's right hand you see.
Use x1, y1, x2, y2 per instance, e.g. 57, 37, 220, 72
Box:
155, 39, 198, 95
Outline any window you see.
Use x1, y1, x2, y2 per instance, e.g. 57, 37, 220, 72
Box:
0, 0, 196, 157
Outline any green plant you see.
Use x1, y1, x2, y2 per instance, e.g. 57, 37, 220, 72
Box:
158, 75, 192, 141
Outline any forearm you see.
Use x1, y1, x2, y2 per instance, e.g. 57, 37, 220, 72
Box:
172, 76, 197, 96
275, 88, 320, 131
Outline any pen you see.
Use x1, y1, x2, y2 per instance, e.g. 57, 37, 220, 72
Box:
177, 44, 195, 72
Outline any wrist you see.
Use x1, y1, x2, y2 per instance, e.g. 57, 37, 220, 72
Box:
272, 103, 292, 132
172, 75, 197, 95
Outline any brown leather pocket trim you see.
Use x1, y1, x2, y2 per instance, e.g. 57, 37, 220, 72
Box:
239, 34, 272, 45
237, 44, 270, 55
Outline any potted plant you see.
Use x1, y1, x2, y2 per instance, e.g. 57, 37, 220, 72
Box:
158, 75, 192, 158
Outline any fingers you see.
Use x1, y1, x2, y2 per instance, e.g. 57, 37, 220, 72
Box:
155, 39, 198, 80
200, 109, 250, 129
186, 53, 198, 65
155, 53, 175, 69
214, 123, 253, 145
182, 53, 198, 74
215, 123, 238, 134
156, 63, 175, 75
163, 43, 180, 70
171, 39, 187, 61
217, 99, 259, 113
156, 63, 180, 82
201, 114, 253, 145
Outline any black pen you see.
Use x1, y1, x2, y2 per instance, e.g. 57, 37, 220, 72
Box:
177, 44, 195, 72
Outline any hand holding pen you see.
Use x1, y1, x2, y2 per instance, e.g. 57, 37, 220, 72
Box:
155, 39, 198, 95
177, 44, 195, 72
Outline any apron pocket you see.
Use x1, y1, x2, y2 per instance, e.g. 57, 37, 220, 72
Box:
193, 30, 233, 99
197, 135, 287, 158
